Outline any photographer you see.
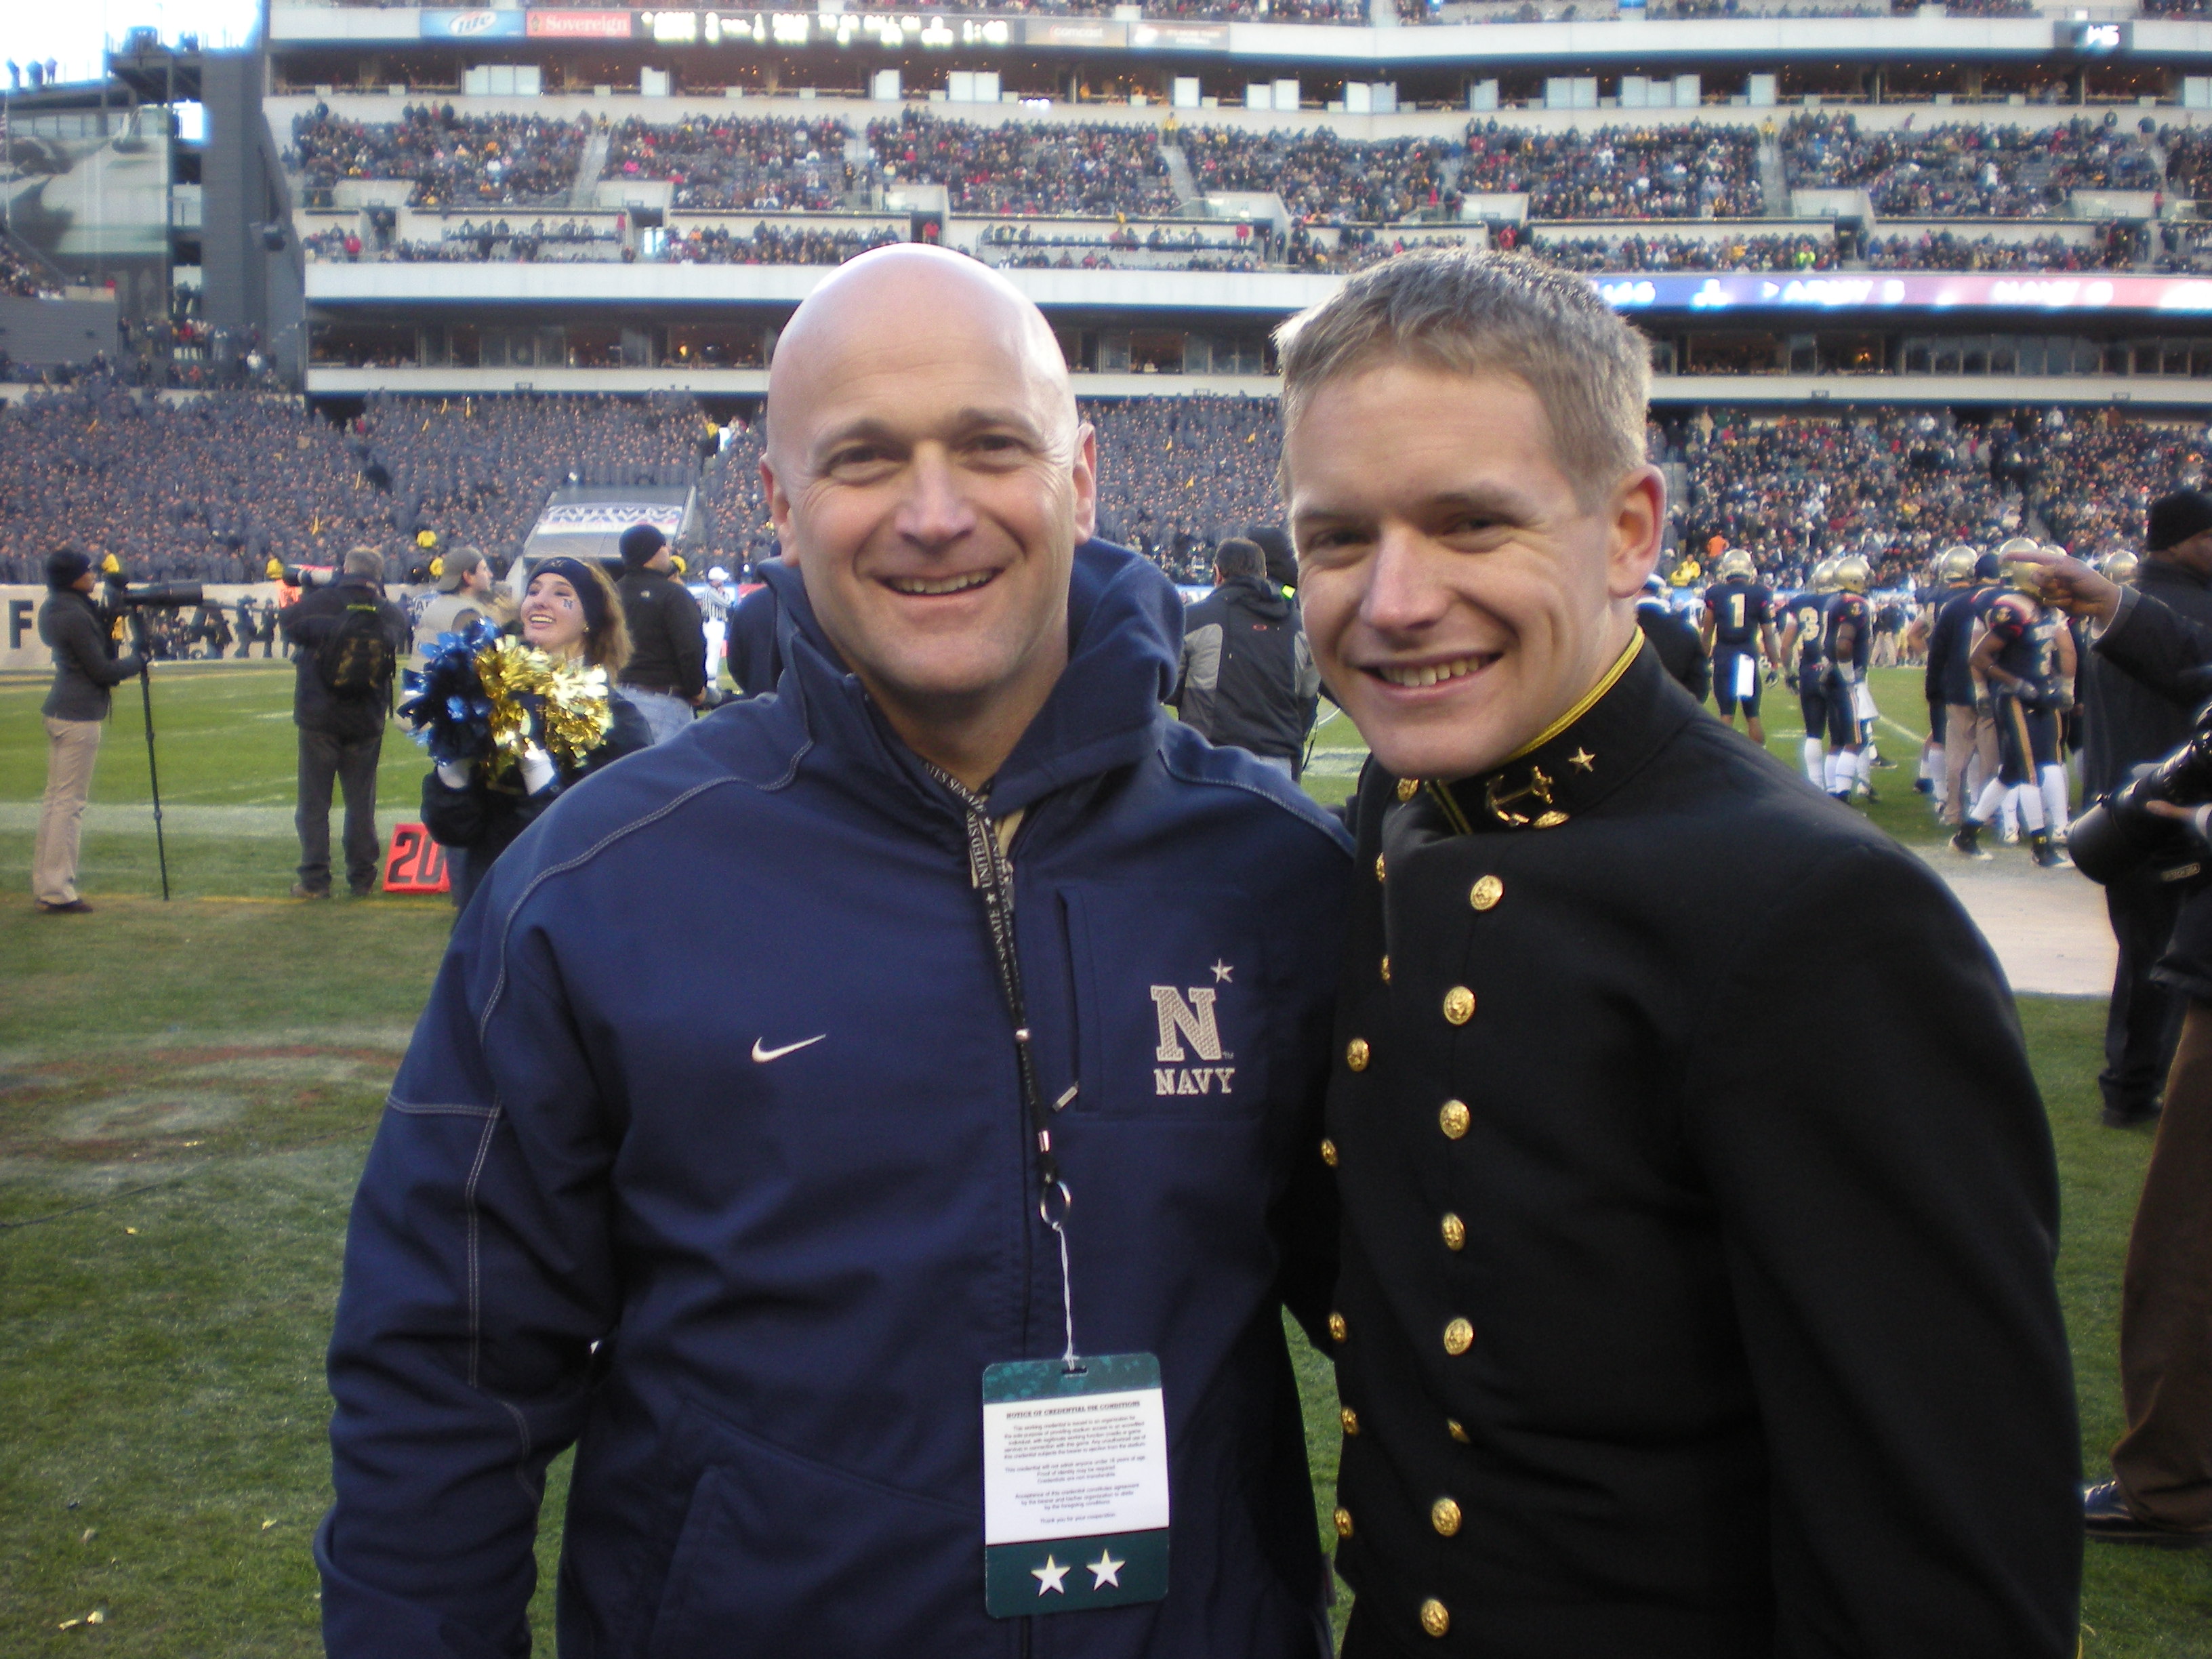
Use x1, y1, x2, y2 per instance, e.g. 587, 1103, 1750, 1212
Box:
32, 548, 144, 914
2022, 538, 2212, 1546
281, 548, 408, 901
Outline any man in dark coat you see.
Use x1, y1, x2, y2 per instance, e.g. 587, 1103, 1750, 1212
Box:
281, 547, 408, 899
33, 547, 144, 912
1173, 537, 1321, 777
615, 522, 706, 743
1276, 249, 2079, 1657
2078, 489, 2212, 1126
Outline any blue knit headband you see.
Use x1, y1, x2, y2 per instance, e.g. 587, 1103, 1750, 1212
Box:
528, 556, 612, 636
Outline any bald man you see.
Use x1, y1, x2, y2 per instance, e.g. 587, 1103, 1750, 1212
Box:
319, 247, 1353, 1659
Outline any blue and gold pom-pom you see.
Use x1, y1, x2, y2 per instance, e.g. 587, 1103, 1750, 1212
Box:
399, 618, 612, 780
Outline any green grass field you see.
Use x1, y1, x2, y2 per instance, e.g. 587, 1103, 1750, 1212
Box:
3, 665, 2209, 1654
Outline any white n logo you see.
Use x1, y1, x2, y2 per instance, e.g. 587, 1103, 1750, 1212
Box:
1151, 986, 1225, 1062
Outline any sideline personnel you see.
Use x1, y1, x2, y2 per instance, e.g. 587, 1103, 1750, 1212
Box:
614, 522, 707, 742
32, 547, 143, 913
281, 548, 407, 900
318, 245, 1351, 1658
1173, 536, 1322, 777
1279, 250, 2079, 1657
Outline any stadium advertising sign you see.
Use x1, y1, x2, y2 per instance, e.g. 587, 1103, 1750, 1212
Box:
535, 503, 687, 537
527, 9, 633, 37
1026, 18, 1128, 47
607, 11, 1018, 47
422, 9, 528, 39
1593, 272, 2212, 314
1130, 21, 1232, 49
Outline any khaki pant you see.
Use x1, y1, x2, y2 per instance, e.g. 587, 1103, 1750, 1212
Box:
1940, 703, 1999, 827
33, 716, 104, 905
2113, 1004, 2212, 1531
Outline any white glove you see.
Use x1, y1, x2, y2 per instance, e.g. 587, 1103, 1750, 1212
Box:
436, 760, 472, 789
519, 745, 557, 797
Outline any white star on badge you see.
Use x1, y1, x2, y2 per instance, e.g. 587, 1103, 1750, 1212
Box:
1212, 960, 1235, 983
1088, 1549, 1125, 1589
1032, 1554, 1070, 1595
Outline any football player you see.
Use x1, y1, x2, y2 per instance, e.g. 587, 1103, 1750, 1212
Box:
1954, 544, 2076, 867
1908, 545, 1981, 815
1779, 557, 1839, 788
1701, 546, 1781, 744
1824, 555, 1877, 804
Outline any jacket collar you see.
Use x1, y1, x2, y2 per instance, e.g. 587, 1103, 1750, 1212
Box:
1411, 636, 1694, 836
754, 539, 1182, 821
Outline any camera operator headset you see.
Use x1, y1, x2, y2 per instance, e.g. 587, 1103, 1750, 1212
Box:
2020, 541, 2212, 1546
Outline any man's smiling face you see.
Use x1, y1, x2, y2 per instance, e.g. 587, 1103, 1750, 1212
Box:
762, 251, 1094, 756
1285, 361, 1657, 782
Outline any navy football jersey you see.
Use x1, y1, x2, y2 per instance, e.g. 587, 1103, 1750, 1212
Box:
1704, 579, 1775, 651
1784, 590, 1830, 672
1986, 593, 2057, 693
1824, 594, 1872, 672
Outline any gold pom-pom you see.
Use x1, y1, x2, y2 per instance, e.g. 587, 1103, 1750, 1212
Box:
541, 663, 613, 769
471, 639, 611, 781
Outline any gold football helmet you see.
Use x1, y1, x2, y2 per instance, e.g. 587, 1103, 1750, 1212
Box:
1830, 555, 1871, 594
1936, 544, 1978, 584
1810, 557, 1840, 594
1716, 548, 1756, 582
1996, 537, 2046, 597
2098, 550, 2142, 585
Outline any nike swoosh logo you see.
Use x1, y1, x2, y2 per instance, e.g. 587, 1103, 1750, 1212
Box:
752, 1034, 827, 1063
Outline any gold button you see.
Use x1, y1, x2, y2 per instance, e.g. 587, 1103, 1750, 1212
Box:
1469, 875, 1504, 912
1339, 1406, 1359, 1435
1345, 1038, 1370, 1073
1379, 954, 1391, 985
1334, 1506, 1354, 1538
1533, 810, 1568, 830
1430, 1496, 1462, 1537
1395, 777, 1420, 802
1319, 1137, 1339, 1168
1439, 1099, 1470, 1139
1374, 854, 1387, 883
1447, 1418, 1469, 1443
1420, 1598, 1451, 1638
1443, 1317, 1474, 1356
1442, 987, 1475, 1025
1440, 1212, 1465, 1251
1328, 1311, 1347, 1344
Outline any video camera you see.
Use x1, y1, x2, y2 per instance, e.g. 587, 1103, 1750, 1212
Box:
2068, 701, 2212, 885
102, 578, 205, 609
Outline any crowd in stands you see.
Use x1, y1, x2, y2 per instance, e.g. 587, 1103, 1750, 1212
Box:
2160, 127, 2212, 201
288, 104, 590, 209
1860, 228, 2131, 271
867, 112, 1180, 217
304, 220, 623, 264
9, 386, 2207, 591
1462, 123, 1765, 218
605, 115, 853, 211
1, 240, 61, 300
1181, 128, 1462, 223
1525, 231, 1835, 271
1783, 112, 2160, 217
659, 223, 900, 266
1284, 226, 1480, 272
977, 222, 1265, 271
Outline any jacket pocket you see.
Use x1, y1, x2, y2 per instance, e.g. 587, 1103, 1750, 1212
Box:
645, 1397, 988, 1659
1061, 882, 1271, 1120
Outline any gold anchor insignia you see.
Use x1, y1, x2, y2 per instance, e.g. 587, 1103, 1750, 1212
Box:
1484, 764, 1557, 829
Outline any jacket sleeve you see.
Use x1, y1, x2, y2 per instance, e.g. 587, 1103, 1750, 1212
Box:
318, 886, 620, 1658
52, 605, 142, 688
2095, 588, 2212, 711
667, 584, 707, 700
1684, 841, 2079, 1656
420, 770, 504, 851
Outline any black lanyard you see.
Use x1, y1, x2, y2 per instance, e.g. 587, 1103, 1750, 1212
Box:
926, 764, 1080, 1369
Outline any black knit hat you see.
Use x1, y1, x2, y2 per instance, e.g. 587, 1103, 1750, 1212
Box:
619, 523, 667, 567
1245, 525, 1296, 592
2147, 490, 2212, 554
46, 548, 92, 590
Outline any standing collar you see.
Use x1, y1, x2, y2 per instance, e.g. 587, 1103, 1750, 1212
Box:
1408, 637, 1692, 836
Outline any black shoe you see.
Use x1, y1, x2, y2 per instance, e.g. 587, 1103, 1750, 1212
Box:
1872, 756, 1899, 769
348, 883, 377, 899
2084, 1480, 2210, 1546
2029, 830, 2072, 869
2102, 1100, 2163, 1129
1952, 821, 1992, 860
35, 898, 93, 914
1914, 777, 1934, 794
289, 882, 331, 901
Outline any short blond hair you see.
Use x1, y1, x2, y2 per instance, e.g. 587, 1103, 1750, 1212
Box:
1275, 249, 1650, 510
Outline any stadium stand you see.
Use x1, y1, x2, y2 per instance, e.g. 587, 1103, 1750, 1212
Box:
1860, 229, 2131, 271
866, 112, 1180, 217
1530, 232, 1835, 272
605, 114, 855, 211
1782, 113, 2162, 218
1179, 127, 1463, 222
1461, 123, 1765, 219
287, 104, 592, 209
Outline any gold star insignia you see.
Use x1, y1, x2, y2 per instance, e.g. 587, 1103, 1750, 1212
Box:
1567, 748, 1595, 772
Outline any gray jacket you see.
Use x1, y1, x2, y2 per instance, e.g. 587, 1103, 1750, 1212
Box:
2083, 559, 2212, 799
40, 588, 143, 722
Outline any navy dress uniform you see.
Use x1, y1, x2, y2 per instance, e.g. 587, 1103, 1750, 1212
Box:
1323, 640, 2081, 1657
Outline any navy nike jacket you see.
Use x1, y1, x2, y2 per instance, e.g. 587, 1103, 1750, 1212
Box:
318, 541, 1353, 1658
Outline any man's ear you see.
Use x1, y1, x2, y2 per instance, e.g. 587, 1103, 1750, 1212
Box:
761, 453, 797, 562
1070, 422, 1099, 544
1604, 466, 1666, 601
